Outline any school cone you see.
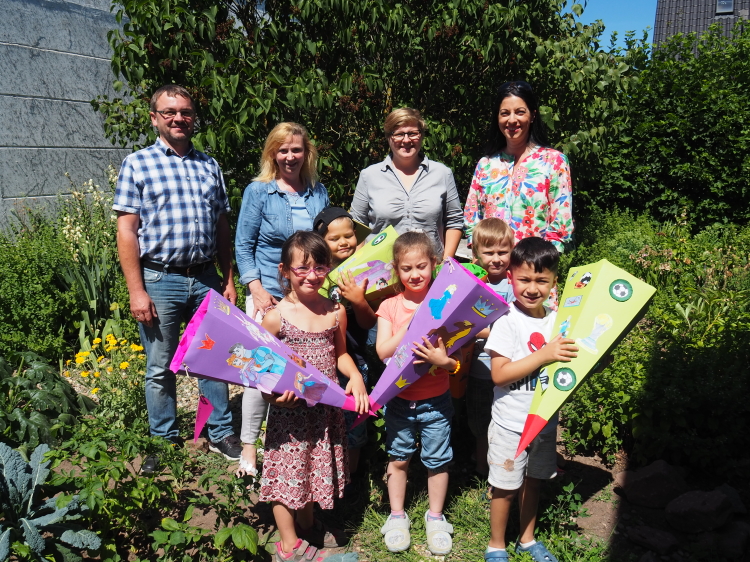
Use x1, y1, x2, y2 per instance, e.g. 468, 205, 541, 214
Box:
515, 259, 656, 457
170, 289, 364, 413
353, 258, 510, 426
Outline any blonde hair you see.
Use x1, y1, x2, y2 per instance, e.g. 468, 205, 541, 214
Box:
254, 122, 319, 187
471, 218, 515, 259
392, 231, 437, 292
384, 108, 426, 137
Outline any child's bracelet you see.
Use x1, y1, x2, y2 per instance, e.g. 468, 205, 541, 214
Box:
449, 360, 461, 375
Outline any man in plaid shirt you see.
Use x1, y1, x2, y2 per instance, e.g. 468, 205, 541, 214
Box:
114, 84, 241, 472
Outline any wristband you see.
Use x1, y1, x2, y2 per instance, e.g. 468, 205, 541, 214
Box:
449, 360, 461, 375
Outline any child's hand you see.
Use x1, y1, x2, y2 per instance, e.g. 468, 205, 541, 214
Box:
544, 334, 578, 363
267, 390, 301, 409
345, 375, 370, 415
412, 336, 454, 370
338, 271, 368, 304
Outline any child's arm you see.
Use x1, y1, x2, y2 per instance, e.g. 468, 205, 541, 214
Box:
376, 315, 410, 360
333, 309, 369, 414
260, 308, 300, 409
337, 271, 377, 330
412, 336, 458, 371
476, 326, 491, 339
490, 333, 578, 387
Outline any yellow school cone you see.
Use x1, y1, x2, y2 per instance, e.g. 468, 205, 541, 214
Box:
515, 259, 656, 457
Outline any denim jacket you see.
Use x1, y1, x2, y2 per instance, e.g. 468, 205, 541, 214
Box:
235, 180, 330, 298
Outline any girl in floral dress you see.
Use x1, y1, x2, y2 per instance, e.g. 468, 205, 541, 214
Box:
260, 231, 368, 562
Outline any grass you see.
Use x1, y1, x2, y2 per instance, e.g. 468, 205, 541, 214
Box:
335, 459, 631, 562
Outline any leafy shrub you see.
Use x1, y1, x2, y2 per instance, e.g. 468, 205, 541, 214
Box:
0, 443, 101, 562
581, 21, 750, 227
561, 208, 750, 475
0, 353, 95, 455
0, 211, 78, 360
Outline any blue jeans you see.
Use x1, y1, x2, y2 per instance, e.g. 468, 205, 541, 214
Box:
384, 390, 454, 471
139, 267, 233, 443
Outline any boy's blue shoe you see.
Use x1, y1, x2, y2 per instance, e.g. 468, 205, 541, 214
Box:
484, 549, 509, 560
515, 541, 558, 562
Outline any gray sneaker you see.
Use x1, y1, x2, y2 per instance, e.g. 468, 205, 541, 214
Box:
208, 434, 242, 460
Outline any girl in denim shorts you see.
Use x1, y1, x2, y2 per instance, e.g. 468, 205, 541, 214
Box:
375, 232, 458, 556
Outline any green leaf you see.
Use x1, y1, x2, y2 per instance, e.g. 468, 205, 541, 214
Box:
161, 518, 181, 532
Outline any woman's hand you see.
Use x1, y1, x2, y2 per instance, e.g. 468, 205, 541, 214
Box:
412, 336, 455, 371
345, 374, 370, 415
338, 271, 368, 305
262, 390, 300, 409
249, 282, 278, 314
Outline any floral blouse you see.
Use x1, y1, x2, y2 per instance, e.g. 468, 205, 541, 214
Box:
463, 147, 573, 252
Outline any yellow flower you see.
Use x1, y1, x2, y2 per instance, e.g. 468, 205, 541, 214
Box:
80, 351, 91, 357
63, 371, 70, 377
119, 361, 129, 370
81, 371, 90, 377
98, 356, 105, 363
107, 366, 113, 373
66, 359, 71, 366
93, 337, 102, 344
138, 354, 146, 359
130, 344, 144, 352
94, 371, 101, 377
91, 388, 100, 394
75, 357, 85, 365
120, 339, 128, 345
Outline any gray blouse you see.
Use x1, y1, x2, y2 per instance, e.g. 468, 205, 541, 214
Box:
350, 155, 463, 256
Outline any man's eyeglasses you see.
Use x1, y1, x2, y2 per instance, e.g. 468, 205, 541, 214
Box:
390, 131, 422, 141
289, 265, 331, 278
155, 109, 196, 120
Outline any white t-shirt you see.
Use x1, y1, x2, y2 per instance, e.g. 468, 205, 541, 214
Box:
485, 304, 558, 433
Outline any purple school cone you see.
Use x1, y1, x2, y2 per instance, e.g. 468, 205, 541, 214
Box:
352, 258, 511, 426
193, 395, 214, 443
170, 290, 363, 413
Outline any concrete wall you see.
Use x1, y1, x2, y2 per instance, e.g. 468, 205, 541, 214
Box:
0, 0, 130, 221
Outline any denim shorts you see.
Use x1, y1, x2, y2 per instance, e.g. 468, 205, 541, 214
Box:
384, 390, 454, 471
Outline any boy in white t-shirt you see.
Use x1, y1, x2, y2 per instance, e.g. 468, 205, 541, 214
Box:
483, 237, 578, 562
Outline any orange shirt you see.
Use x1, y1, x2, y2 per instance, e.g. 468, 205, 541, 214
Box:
377, 293, 450, 401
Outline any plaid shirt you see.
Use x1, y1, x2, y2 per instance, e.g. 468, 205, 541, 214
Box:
113, 138, 231, 267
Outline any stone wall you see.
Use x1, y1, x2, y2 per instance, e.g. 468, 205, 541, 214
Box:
0, 0, 130, 222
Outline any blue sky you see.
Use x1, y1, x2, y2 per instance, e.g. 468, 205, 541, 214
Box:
574, 0, 658, 46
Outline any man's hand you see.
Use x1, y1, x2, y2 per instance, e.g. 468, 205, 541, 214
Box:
222, 278, 237, 305
130, 289, 158, 327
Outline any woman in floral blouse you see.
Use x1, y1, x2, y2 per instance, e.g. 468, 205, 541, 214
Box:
463, 81, 573, 253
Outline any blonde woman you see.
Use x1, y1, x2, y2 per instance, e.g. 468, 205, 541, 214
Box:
235, 122, 329, 477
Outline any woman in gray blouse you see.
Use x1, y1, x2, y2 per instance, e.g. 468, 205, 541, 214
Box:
350, 108, 463, 258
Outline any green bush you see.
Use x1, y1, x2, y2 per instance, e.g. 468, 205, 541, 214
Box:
580, 21, 750, 227
0, 353, 96, 455
561, 208, 750, 475
0, 211, 78, 359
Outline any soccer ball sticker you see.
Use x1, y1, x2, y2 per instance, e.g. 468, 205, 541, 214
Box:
328, 286, 342, 302
609, 279, 633, 302
553, 368, 577, 391
371, 232, 387, 246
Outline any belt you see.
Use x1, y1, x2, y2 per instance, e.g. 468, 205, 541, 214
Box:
141, 259, 214, 276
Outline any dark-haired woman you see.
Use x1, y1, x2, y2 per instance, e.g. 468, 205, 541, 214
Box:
463, 81, 573, 253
